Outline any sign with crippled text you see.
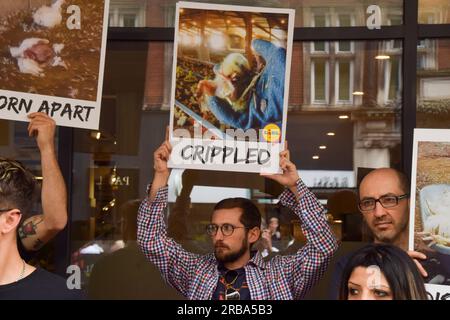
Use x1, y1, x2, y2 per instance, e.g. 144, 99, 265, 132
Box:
168, 1, 295, 173
0, 0, 110, 130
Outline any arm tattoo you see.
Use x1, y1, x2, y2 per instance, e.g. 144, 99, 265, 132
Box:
18, 218, 44, 239
33, 239, 44, 250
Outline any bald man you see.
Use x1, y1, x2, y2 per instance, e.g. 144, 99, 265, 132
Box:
358, 168, 410, 249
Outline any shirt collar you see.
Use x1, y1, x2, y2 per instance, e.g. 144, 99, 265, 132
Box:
248, 250, 266, 269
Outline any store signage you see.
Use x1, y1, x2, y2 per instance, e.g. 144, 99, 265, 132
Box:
168, 2, 295, 173
409, 129, 450, 299
98, 174, 131, 187
0, 0, 110, 130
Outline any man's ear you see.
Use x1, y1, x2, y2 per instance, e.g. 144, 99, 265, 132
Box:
248, 227, 261, 245
0, 210, 22, 235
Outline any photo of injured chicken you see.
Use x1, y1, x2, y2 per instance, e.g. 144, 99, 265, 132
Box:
172, 6, 291, 141
414, 140, 450, 257
418, 184, 450, 253
0, 0, 105, 101
9, 38, 67, 76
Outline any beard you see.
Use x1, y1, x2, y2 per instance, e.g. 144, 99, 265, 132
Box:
371, 216, 409, 244
214, 237, 249, 264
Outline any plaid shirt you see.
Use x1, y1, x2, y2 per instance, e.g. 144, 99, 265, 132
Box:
137, 179, 338, 300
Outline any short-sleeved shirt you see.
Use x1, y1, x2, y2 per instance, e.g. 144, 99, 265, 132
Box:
0, 268, 84, 300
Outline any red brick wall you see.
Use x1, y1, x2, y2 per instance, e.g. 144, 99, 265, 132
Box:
289, 42, 303, 106
144, 43, 165, 106
437, 39, 450, 70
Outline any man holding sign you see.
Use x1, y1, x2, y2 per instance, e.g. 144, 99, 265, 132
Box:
137, 136, 338, 300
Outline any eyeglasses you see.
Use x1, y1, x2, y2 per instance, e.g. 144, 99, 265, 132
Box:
206, 223, 247, 236
358, 194, 409, 212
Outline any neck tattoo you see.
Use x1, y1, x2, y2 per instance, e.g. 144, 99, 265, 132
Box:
17, 259, 26, 282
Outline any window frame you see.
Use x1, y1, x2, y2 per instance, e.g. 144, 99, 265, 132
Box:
54, 0, 450, 275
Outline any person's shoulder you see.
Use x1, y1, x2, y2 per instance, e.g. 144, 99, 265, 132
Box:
33, 267, 66, 281
31, 268, 85, 300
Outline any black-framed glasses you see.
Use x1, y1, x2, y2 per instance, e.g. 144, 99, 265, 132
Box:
358, 194, 409, 212
206, 223, 247, 236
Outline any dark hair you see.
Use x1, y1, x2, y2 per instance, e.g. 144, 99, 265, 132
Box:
213, 198, 261, 230
339, 244, 428, 300
0, 158, 37, 220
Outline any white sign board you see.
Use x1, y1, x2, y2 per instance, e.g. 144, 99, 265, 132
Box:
0, 0, 110, 130
168, 1, 295, 173
409, 129, 450, 300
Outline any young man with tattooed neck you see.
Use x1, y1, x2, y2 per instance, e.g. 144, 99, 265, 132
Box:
0, 113, 80, 299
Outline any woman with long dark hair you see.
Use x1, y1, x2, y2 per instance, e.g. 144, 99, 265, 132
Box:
339, 244, 428, 300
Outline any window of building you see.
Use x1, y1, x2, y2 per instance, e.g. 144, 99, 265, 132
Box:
109, 1, 146, 27
417, 39, 450, 129
419, 0, 450, 24
311, 59, 329, 104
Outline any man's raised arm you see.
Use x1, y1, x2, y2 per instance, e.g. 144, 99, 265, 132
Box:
19, 112, 67, 251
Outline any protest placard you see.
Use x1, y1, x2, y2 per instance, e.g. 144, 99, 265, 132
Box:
409, 129, 450, 300
168, 1, 294, 173
0, 0, 109, 129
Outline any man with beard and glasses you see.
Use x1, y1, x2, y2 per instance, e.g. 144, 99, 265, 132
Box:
328, 168, 429, 299
137, 137, 338, 300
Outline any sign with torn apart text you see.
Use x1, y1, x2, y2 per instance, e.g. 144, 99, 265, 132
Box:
0, 0, 109, 129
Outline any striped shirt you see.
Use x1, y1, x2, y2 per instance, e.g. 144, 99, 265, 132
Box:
137, 179, 338, 300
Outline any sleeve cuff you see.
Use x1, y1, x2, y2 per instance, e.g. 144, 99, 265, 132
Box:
146, 183, 169, 202
278, 179, 305, 209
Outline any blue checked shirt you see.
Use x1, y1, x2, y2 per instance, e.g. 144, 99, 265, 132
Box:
137, 179, 338, 300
